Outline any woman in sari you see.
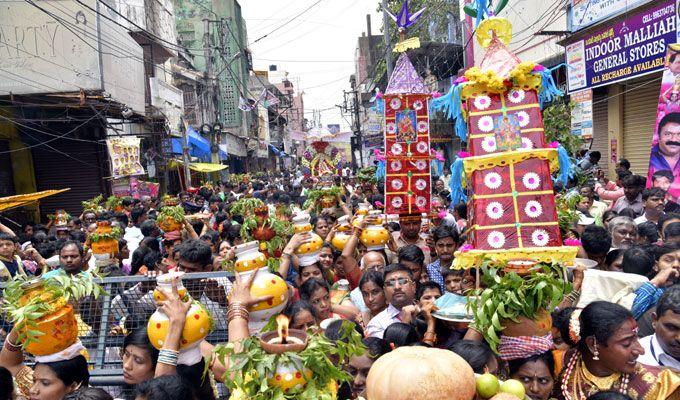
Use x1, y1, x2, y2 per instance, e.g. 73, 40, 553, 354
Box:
558, 301, 680, 400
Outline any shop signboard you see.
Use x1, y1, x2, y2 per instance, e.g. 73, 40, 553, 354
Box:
570, 0, 649, 31
566, 0, 676, 93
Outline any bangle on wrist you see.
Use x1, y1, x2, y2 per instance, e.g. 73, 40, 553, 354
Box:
158, 349, 179, 366
4, 337, 21, 352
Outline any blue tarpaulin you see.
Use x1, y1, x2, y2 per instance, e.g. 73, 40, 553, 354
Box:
170, 125, 227, 161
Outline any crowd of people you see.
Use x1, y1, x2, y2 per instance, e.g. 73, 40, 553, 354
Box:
0, 159, 677, 400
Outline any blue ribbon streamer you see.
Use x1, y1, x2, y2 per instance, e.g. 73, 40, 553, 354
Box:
538, 63, 565, 108
449, 157, 467, 205
556, 144, 572, 187
375, 159, 386, 181
431, 83, 468, 141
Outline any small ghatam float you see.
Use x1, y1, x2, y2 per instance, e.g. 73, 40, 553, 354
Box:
217, 316, 365, 399
1, 271, 104, 356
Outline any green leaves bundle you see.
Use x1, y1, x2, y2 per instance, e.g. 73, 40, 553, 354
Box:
468, 262, 571, 353
158, 205, 185, 223
89, 226, 123, 242
302, 187, 342, 210
213, 321, 365, 400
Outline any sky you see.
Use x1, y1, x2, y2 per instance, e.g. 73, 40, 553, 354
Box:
240, 0, 384, 130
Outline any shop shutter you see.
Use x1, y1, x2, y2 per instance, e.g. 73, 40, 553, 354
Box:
623, 77, 661, 175
32, 136, 107, 219
590, 90, 609, 174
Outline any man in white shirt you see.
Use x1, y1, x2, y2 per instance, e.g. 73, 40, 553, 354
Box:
366, 263, 416, 338
634, 188, 666, 226
637, 286, 680, 370
123, 207, 146, 257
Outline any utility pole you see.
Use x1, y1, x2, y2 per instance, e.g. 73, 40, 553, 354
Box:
203, 19, 217, 122
180, 118, 192, 189
382, 0, 394, 76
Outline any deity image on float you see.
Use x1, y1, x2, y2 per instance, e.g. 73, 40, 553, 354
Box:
494, 114, 522, 151
395, 109, 417, 142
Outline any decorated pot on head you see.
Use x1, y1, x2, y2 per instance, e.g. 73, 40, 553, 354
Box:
146, 270, 212, 350
152, 270, 189, 302
89, 220, 121, 265
292, 212, 323, 266
17, 279, 78, 356
233, 243, 290, 331
352, 202, 371, 227
360, 210, 390, 251
233, 241, 268, 273
147, 302, 213, 350
260, 323, 312, 391
331, 215, 351, 251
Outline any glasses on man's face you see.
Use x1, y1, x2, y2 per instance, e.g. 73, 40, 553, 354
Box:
384, 277, 412, 287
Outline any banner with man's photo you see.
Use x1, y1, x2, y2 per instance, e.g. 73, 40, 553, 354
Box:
647, 44, 680, 201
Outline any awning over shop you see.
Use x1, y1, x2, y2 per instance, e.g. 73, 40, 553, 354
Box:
0, 189, 71, 213
188, 162, 228, 173
170, 125, 228, 161
167, 159, 227, 173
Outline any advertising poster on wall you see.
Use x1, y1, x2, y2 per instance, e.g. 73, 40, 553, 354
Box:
571, 89, 593, 139
646, 45, 680, 200
107, 137, 145, 178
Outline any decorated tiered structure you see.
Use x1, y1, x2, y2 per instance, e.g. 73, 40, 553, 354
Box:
432, 17, 577, 269
383, 52, 432, 216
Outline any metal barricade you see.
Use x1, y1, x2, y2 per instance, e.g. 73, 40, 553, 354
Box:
7, 271, 235, 399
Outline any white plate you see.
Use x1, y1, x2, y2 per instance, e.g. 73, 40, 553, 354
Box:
567, 257, 598, 270
432, 312, 473, 323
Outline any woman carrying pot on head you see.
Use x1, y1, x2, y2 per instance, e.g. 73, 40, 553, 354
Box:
558, 301, 680, 400
0, 331, 89, 400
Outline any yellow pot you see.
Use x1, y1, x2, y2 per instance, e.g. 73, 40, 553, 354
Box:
360, 225, 390, 251
234, 241, 268, 272
90, 221, 119, 257
331, 232, 350, 251
147, 302, 212, 350
245, 268, 289, 322
268, 358, 313, 392
158, 218, 182, 232
294, 224, 312, 234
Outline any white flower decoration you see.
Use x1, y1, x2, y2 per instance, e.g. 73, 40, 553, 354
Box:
387, 122, 397, 134
413, 100, 424, 110
415, 160, 427, 170
390, 160, 402, 171
391, 179, 403, 190
507, 89, 526, 104
478, 116, 494, 132
416, 141, 429, 153
532, 229, 550, 247
521, 137, 534, 149
516, 111, 530, 128
481, 136, 497, 153
487, 231, 506, 249
486, 201, 504, 220
417, 121, 429, 133
391, 196, 403, 208
524, 201, 543, 219
416, 196, 427, 208
484, 172, 502, 190
415, 179, 428, 191
474, 95, 492, 110
390, 98, 401, 110
522, 172, 541, 190
391, 143, 403, 155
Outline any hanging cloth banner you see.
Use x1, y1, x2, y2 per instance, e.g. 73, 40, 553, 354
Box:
107, 137, 145, 179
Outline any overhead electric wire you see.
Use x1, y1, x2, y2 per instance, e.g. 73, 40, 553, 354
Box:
251, 0, 325, 44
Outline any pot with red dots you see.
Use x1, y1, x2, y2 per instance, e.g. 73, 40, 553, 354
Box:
147, 302, 213, 350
